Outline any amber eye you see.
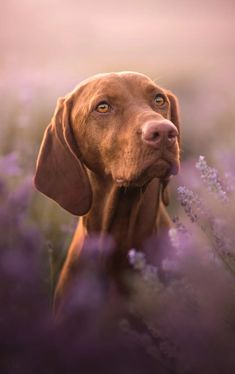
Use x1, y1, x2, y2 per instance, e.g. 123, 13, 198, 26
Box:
96, 101, 110, 113
154, 94, 166, 106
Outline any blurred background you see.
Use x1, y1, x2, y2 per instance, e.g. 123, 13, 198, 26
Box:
1, 0, 235, 259
1, 4, 235, 371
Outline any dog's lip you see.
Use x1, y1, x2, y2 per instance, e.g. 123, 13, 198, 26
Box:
115, 178, 126, 184
114, 160, 179, 187
115, 178, 131, 187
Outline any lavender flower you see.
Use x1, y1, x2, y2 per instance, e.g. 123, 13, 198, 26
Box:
172, 216, 188, 233
128, 249, 158, 284
0, 152, 22, 176
177, 158, 235, 278
195, 155, 228, 201
168, 228, 181, 250
177, 186, 204, 222
128, 248, 146, 271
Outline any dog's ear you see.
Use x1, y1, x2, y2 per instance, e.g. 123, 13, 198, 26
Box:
166, 90, 180, 143
161, 91, 180, 206
34, 97, 92, 216
161, 178, 170, 206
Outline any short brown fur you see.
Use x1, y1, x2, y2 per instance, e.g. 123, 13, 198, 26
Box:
34, 72, 181, 312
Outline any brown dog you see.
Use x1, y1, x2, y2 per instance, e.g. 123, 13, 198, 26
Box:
34, 71, 180, 311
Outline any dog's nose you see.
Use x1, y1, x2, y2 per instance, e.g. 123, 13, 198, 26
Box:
141, 120, 178, 148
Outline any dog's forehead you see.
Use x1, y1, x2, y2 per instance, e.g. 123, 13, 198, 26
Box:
75, 72, 161, 96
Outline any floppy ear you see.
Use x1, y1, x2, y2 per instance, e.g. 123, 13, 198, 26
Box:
161, 178, 170, 206
161, 91, 181, 206
166, 90, 180, 142
34, 97, 92, 216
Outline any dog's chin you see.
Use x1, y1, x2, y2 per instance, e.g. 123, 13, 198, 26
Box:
114, 159, 179, 188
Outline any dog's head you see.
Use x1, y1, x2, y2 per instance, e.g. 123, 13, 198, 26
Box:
34, 72, 181, 215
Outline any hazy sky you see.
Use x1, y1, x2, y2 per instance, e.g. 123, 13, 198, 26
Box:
1, 0, 234, 81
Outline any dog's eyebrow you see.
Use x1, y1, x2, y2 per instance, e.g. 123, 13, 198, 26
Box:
90, 93, 122, 108
144, 84, 164, 95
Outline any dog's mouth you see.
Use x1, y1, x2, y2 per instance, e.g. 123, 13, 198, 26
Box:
113, 158, 179, 188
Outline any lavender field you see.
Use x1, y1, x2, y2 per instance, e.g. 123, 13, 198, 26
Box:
1, 0, 235, 373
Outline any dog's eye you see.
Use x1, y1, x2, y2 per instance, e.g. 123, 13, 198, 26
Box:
96, 102, 110, 113
154, 94, 166, 106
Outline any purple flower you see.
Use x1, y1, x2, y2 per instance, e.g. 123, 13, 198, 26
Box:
196, 155, 228, 201
128, 248, 146, 271
177, 186, 204, 222
128, 249, 158, 284
0, 152, 22, 176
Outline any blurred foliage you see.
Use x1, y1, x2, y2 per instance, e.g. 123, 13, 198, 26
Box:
1, 143, 235, 373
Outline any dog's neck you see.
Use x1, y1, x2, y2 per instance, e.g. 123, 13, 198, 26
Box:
82, 169, 162, 252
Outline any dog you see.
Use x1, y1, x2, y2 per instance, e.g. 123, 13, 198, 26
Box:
34, 71, 180, 312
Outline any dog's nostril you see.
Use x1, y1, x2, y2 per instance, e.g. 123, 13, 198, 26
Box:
150, 131, 160, 141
